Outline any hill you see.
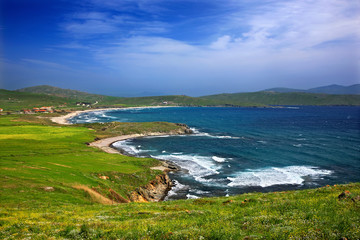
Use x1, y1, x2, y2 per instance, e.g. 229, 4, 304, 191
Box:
0, 115, 359, 239
0, 85, 358, 112
201, 91, 360, 106
15, 85, 263, 108
0, 89, 76, 111
264, 84, 360, 95
17, 85, 117, 103
307, 84, 360, 94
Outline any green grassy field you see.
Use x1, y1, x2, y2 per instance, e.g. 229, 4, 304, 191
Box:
1, 114, 359, 239
0, 115, 179, 207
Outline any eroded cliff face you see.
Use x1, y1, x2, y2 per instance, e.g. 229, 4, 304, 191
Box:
129, 174, 172, 202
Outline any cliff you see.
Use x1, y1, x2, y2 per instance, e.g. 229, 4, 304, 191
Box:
129, 174, 172, 202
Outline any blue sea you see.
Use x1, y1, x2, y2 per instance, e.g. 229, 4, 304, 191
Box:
70, 106, 360, 200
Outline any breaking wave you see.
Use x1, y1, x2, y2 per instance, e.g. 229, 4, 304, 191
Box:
227, 166, 333, 188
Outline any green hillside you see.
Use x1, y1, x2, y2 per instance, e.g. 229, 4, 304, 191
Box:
16, 85, 262, 107
0, 89, 77, 111
17, 85, 108, 102
201, 91, 360, 106
0, 114, 359, 239
1, 85, 359, 113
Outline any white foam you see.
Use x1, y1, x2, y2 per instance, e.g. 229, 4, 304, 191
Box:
165, 180, 189, 199
212, 156, 227, 163
186, 194, 200, 199
154, 153, 220, 183
190, 189, 210, 195
227, 166, 332, 188
112, 140, 156, 155
190, 128, 240, 139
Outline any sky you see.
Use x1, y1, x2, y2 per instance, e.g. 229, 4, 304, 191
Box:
0, 0, 359, 96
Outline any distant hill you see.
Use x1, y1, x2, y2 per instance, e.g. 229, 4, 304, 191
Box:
201, 91, 360, 106
15, 85, 263, 107
0, 84, 357, 112
264, 84, 360, 95
307, 84, 360, 94
17, 85, 108, 102
263, 87, 306, 93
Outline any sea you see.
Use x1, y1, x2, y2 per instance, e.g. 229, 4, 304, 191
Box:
69, 106, 360, 200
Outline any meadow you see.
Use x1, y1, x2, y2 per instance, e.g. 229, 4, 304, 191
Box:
0, 114, 359, 239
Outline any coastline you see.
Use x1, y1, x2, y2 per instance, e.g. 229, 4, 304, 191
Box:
51, 105, 188, 172
50, 106, 190, 202
50, 106, 178, 125
89, 133, 184, 172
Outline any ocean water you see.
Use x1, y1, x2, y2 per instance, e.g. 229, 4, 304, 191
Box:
70, 106, 360, 200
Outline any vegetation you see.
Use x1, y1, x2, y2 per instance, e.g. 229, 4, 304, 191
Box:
0, 115, 182, 208
4, 85, 358, 114
0, 89, 76, 111
1, 87, 360, 239
201, 91, 360, 106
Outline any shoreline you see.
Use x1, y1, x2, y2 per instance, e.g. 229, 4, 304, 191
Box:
89, 133, 183, 172
50, 105, 186, 172
50, 105, 188, 201
50, 106, 178, 125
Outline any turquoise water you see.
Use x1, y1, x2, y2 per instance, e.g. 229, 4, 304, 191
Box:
70, 106, 360, 200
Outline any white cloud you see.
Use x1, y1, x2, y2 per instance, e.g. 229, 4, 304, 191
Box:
55, 0, 359, 92
227, 0, 360, 50
210, 35, 232, 50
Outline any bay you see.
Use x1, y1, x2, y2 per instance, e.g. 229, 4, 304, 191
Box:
70, 106, 360, 200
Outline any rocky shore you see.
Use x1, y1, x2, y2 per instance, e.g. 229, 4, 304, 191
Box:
89, 129, 191, 202
50, 108, 192, 202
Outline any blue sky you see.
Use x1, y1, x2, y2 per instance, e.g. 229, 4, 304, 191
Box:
0, 0, 359, 96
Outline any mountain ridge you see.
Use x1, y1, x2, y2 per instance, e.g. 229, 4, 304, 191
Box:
263, 84, 360, 95
5, 84, 359, 109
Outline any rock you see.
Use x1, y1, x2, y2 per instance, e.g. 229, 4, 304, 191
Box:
162, 160, 181, 171
184, 128, 193, 134
99, 176, 109, 180
338, 191, 351, 200
129, 173, 172, 202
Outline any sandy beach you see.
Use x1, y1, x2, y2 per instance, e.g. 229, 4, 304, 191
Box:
51, 106, 183, 172
50, 106, 176, 125
89, 133, 183, 171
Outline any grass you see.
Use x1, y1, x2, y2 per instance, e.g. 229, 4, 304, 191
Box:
0, 114, 359, 239
0, 115, 176, 208
0, 184, 359, 239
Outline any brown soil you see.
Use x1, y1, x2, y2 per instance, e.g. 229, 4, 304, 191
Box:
73, 184, 116, 205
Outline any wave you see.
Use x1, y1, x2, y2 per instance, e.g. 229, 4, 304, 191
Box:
190, 128, 241, 139
165, 180, 189, 199
227, 166, 333, 188
112, 140, 155, 155
186, 194, 200, 199
153, 153, 221, 183
212, 156, 227, 163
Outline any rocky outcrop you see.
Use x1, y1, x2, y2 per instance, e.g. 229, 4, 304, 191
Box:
175, 123, 193, 134
129, 174, 172, 202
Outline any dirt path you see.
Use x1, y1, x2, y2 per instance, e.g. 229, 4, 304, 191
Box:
73, 184, 116, 205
